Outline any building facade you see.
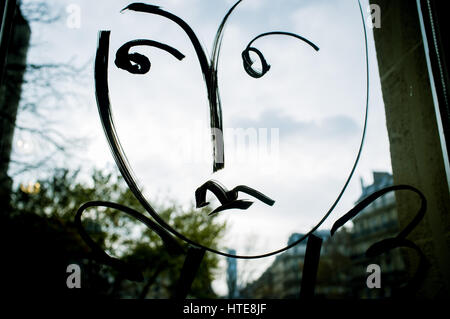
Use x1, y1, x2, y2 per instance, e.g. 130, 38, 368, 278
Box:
240, 172, 409, 299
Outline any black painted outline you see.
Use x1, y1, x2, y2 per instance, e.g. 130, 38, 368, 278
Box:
92, 0, 369, 259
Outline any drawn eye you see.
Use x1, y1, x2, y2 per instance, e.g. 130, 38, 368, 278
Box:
241, 32, 319, 78
115, 39, 185, 75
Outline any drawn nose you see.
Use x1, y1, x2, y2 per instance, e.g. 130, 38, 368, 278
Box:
195, 180, 275, 216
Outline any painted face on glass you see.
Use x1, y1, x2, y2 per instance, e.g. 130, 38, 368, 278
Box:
94, 0, 369, 258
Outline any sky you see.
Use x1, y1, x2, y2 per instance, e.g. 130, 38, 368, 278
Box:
15, 0, 392, 296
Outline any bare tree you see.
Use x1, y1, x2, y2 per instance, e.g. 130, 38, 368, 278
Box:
20, 1, 60, 24
9, 59, 89, 178
0, 2, 31, 212
3, 1, 89, 187
1, 1, 90, 213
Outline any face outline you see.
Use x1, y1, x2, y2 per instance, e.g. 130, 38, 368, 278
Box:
94, 0, 369, 259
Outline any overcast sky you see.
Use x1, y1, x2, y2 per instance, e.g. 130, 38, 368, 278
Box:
17, 0, 392, 296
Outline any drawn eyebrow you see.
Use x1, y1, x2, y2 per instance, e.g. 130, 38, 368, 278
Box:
115, 39, 185, 75
119, 3, 209, 84
247, 31, 320, 51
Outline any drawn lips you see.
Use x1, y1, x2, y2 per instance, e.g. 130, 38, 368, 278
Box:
195, 180, 275, 216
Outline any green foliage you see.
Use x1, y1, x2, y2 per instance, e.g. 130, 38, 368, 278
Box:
9, 168, 227, 298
